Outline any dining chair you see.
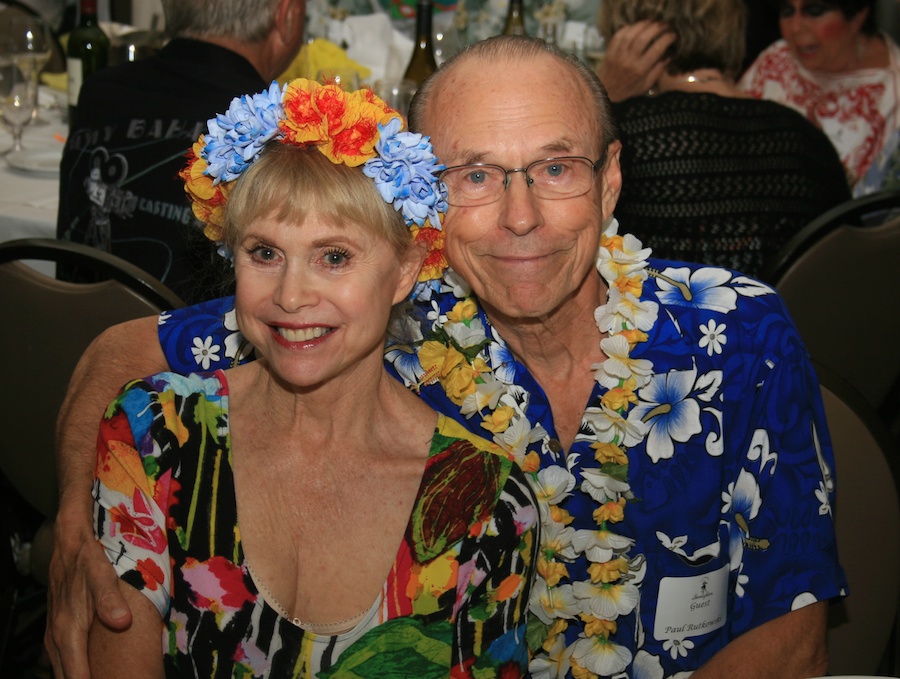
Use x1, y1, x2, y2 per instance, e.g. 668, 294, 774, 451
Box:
817, 363, 900, 676
0, 237, 184, 671
762, 187, 900, 284
762, 190, 900, 422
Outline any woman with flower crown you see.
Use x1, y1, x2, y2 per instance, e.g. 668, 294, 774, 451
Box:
86, 79, 539, 678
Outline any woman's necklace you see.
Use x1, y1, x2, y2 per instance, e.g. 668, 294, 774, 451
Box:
246, 562, 373, 634
410, 220, 659, 676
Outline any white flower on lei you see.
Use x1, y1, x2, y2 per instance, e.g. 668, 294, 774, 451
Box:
597, 233, 652, 281
573, 580, 640, 619
655, 266, 738, 313
493, 415, 547, 463
534, 466, 577, 506
541, 520, 580, 562
444, 316, 487, 348
595, 286, 659, 335
580, 467, 631, 504
583, 404, 650, 448
571, 528, 634, 558
530, 578, 581, 624
459, 374, 506, 416
698, 319, 728, 356
631, 368, 704, 463
594, 334, 655, 390
571, 635, 633, 676
440, 268, 471, 298
191, 336, 220, 370
528, 632, 573, 679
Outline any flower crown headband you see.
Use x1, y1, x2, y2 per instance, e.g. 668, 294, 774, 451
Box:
179, 78, 449, 284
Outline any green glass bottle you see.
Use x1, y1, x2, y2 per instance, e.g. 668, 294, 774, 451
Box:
502, 0, 527, 36
403, 0, 438, 87
66, 0, 109, 124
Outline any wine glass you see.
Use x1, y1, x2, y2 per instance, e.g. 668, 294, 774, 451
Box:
0, 46, 39, 155
6, 17, 53, 123
583, 26, 606, 72
315, 68, 359, 90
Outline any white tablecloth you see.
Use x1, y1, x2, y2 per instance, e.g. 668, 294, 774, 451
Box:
0, 90, 67, 275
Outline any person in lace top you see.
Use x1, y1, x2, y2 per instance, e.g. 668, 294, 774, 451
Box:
597, 0, 851, 277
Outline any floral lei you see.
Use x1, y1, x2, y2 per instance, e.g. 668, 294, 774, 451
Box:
179, 78, 449, 285
405, 221, 658, 678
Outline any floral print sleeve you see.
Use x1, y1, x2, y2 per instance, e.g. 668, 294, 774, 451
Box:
93, 372, 539, 678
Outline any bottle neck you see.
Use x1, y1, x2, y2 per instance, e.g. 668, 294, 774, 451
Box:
503, 0, 526, 36
80, 0, 99, 23
414, 1, 433, 47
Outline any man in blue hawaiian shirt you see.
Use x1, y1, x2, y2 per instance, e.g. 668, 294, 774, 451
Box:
47, 36, 844, 679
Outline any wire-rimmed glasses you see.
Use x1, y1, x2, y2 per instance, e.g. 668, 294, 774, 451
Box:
438, 156, 604, 207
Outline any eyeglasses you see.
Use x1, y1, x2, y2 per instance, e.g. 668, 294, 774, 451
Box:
438, 156, 604, 208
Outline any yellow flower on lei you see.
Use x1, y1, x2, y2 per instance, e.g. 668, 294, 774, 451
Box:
417, 341, 489, 404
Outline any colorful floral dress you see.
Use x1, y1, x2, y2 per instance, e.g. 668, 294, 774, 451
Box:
158, 256, 847, 678
93, 371, 539, 678
739, 36, 900, 195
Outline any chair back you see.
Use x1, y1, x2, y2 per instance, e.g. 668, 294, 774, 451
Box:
767, 195, 900, 412
818, 365, 900, 675
0, 238, 184, 517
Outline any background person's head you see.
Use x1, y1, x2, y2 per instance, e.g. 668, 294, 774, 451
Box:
778, 0, 878, 36
161, 0, 305, 79
599, 0, 747, 80
776, 0, 877, 73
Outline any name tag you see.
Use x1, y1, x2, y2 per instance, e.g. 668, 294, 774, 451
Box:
654, 564, 728, 640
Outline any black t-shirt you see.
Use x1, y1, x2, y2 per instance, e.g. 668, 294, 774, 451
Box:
611, 91, 852, 278
57, 39, 266, 304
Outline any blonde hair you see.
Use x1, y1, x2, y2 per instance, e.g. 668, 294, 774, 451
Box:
223, 142, 412, 256
599, 0, 746, 79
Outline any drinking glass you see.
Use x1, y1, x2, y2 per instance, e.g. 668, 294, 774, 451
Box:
315, 68, 359, 90
0, 50, 39, 154
583, 26, 606, 72
373, 78, 417, 117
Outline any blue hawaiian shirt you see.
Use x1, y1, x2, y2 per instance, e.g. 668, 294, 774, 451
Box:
159, 259, 846, 677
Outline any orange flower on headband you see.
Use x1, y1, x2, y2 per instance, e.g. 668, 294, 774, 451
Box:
280, 81, 400, 166
412, 226, 448, 284
181, 136, 230, 242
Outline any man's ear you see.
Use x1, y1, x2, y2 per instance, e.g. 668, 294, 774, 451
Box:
393, 239, 428, 305
600, 140, 623, 221
275, 0, 305, 43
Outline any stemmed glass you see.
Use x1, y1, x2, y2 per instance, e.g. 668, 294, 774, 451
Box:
7, 17, 53, 123
0, 42, 39, 155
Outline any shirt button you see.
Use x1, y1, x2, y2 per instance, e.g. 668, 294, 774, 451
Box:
547, 438, 563, 453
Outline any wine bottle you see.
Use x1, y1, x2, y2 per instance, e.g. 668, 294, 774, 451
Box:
403, 0, 438, 87
66, 0, 109, 123
502, 0, 527, 36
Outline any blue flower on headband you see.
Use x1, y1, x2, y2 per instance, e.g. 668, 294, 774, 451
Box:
363, 118, 447, 229
203, 81, 284, 184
